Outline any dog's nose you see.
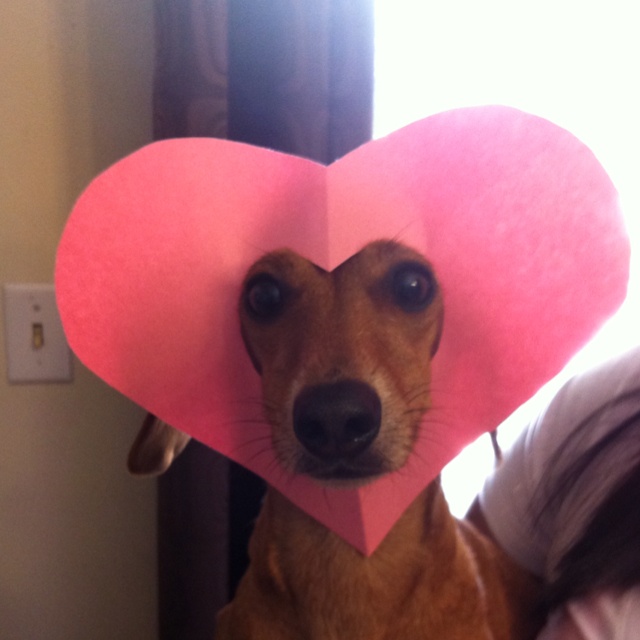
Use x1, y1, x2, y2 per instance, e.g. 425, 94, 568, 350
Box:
293, 380, 381, 460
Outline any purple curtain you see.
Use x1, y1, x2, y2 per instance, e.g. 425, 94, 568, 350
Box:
152, 1, 373, 637
154, 0, 229, 140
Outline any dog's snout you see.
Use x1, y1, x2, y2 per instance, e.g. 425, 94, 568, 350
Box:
293, 380, 381, 461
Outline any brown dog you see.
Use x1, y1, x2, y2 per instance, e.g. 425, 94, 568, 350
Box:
131, 240, 540, 639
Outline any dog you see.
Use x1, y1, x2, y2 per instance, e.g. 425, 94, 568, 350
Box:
130, 240, 541, 639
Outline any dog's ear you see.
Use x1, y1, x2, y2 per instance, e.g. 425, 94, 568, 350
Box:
127, 413, 191, 476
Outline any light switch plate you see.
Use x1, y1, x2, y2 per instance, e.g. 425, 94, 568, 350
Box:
3, 284, 73, 383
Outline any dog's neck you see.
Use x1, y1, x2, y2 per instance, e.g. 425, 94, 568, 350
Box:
254, 479, 450, 571
244, 480, 483, 638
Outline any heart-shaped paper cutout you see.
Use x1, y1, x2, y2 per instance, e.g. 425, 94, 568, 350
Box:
55, 106, 629, 554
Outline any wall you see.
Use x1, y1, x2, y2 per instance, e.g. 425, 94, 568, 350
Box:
0, 1, 157, 638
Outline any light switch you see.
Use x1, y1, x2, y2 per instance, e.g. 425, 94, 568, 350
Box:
3, 284, 73, 383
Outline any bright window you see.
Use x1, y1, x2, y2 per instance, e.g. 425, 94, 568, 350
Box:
374, 0, 640, 514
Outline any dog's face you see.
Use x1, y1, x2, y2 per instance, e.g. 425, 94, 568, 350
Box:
239, 240, 444, 486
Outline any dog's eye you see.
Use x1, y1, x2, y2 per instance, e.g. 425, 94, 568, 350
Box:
244, 274, 287, 321
391, 263, 437, 312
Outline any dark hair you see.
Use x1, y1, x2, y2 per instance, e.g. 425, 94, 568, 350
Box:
535, 401, 640, 611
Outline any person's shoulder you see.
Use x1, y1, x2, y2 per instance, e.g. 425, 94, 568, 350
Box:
543, 588, 640, 640
530, 345, 640, 453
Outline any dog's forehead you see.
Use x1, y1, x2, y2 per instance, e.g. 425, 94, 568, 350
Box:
245, 248, 326, 280
336, 240, 432, 275
245, 240, 431, 281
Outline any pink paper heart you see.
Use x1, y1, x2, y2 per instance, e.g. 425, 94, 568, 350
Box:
55, 106, 629, 554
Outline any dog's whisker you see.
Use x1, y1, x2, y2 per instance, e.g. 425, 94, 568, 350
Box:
227, 438, 273, 460
232, 418, 271, 428
401, 384, 430, 403
230, 433, 273, 448
229, 396, 269, 407
403, 406, 430, 418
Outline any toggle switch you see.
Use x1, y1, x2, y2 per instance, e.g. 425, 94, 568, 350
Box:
32, 322, 45, 350
3, 284, 73, 383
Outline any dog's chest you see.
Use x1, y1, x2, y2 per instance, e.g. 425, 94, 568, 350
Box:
269, 522, 463, 638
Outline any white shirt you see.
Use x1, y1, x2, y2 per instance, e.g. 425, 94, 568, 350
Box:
538, 589, 640, 640
479, 346, 640, 639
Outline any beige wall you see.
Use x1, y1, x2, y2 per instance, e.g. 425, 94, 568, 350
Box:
1, 1, 157, 638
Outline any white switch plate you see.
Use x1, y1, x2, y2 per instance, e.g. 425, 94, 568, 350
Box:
3, 284, 73, 383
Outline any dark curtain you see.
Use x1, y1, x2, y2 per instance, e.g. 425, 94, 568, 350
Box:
152, 1, 373, 637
